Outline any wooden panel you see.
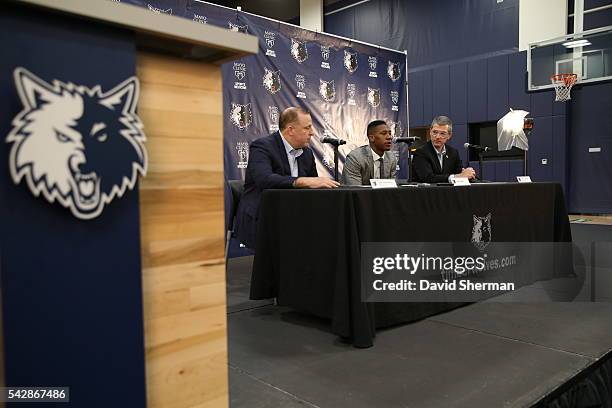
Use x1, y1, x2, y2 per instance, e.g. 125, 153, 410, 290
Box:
137, 51, 227, 408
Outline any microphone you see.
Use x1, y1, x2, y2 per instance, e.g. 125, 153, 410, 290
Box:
320, 136, 346, 146
393, 136, 420, 143
464, 142, 491, 152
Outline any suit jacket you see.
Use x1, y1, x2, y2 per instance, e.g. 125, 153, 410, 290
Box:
412, 141, 462, 183
234, 131, 318, 248
341, 145, 398, 186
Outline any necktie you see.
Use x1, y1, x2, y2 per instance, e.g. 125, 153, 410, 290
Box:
378, 157, 384, 178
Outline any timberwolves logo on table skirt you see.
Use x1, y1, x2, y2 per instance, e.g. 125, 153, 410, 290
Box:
319, 80, 335, 102
291, 39, 308, 63
230, 103, 253, 129
471, 213, 492, 252
263, 68, 281, 94
6, 68, 148, 220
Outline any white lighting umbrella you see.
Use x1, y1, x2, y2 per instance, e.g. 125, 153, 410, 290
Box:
497, 109, 529, 151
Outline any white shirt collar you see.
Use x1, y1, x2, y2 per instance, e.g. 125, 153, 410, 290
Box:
431, 141, 446, 155
370, 147, 383, 161
279, 130, 303, 157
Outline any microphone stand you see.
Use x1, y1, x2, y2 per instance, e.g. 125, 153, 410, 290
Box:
333, 144, 339, 182
478, 151, 485, 181
406, 140, 415, 182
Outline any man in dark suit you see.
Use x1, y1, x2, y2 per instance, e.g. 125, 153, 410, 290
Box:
412, 116, 476, 183
234, 107, 339, 248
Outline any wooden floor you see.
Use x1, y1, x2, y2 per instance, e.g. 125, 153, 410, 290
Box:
569, 214, 612, 225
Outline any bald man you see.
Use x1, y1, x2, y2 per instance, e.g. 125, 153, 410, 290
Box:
234, 107, 339, 248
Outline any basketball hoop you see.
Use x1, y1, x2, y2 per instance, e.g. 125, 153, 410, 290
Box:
550, 73, 577, 102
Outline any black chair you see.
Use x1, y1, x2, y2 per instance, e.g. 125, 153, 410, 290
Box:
225, 179, 245, 261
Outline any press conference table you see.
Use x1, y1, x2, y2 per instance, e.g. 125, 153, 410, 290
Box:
249, 182, 571, 347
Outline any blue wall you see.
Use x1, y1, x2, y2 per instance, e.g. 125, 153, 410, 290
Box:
325, 0, 519, 68
408, 52, 568, 190
326, 0, 612, 213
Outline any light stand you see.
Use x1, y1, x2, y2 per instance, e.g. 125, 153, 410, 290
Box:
523, 118, 534, 176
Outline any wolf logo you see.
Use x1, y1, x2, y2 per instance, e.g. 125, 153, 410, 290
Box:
471, 213, 492, 252
228, 22, 248, 33
344, 50, 358, 73
389, 121, 402, 138
262, 68, 281, 94
147, 4, 172, 14
6, 67, 147, 220
291, 39, 308, 63
367, 87, 380, 107
387, 61, 401, 82
319, 80, 335, 102
230, 103, 253, 129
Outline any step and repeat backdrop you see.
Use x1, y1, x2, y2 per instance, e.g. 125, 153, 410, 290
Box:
120, 0, 409, 179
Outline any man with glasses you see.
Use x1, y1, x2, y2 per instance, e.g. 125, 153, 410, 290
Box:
412, 116, 476, 183
341, 120, 397, 185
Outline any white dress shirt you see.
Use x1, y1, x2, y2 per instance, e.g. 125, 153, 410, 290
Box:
280, 131, 303, 177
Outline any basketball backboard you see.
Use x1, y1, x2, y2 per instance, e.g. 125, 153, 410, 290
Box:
528, 24, 612, 91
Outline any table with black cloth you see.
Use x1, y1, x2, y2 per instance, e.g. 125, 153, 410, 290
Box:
249, 182, 571, 347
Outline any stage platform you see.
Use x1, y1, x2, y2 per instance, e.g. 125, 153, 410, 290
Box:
226, 220, 612, 408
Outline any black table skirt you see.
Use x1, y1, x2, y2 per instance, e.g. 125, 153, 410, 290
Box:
250, 183, 572, 347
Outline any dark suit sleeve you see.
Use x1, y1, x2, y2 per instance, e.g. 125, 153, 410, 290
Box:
412, 148, 452, 183
448, 149, 462, 175
248, 140, 296, 189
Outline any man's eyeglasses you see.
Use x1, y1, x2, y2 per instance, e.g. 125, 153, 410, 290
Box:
431, 130, 449, 137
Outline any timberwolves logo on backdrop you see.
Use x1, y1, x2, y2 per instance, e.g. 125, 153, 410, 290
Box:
233, 62, 247, 90
230, 103, 253, 129
262, 68, 281, 94
322, 111, 333, 137
321, 45, 331, 69
192, 14, 207, 24
367, 87, 380, 107
368, 56, 378, 77
389, 121, 402, 139
295, 74, 306, 99
147, 4, 172, 14
229, 22, 248, 33
268, 106, 279, 132
291, 39, 308, 63
264, 31, 276, 57
6, 67, 147, 220
235, 142, 249, 169
471, 213, 492, 252
387, 61, 401, 82
390, 91, 399, 111
344, 50, 358, 73
319, 80, 335, 102
347, 83, 356, 105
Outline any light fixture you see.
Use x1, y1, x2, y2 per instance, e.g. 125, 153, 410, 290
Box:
562, 39, 591, 48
